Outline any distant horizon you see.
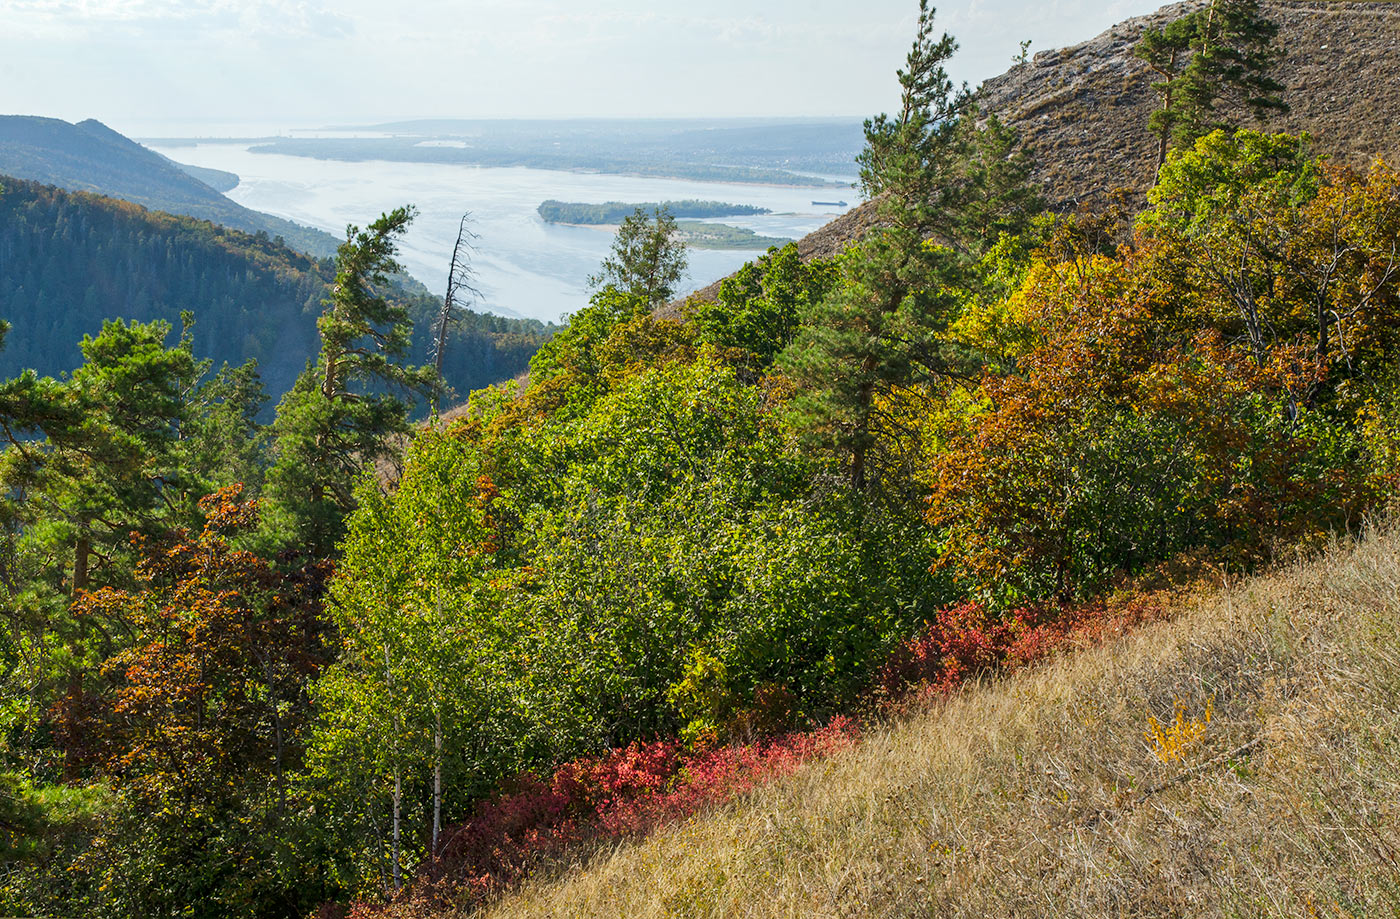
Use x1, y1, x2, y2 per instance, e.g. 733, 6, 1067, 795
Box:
111, 114, 872, 143
3, 0, 1168, 140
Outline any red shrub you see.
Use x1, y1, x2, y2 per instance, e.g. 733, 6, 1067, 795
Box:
877, 594, 1166, 711
351, 593, 1164, 917
357, 718, 860, 916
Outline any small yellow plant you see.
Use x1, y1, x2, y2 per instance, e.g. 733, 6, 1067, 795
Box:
1145, 695, 1213, 763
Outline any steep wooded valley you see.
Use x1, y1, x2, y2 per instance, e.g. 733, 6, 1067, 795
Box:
0, 177, 551, 403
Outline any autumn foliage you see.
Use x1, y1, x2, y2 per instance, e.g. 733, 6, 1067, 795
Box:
348, 718, 860, 917
927, 139, 1400, 605
7, 117, 1400, 918
347, 587, 1168, 916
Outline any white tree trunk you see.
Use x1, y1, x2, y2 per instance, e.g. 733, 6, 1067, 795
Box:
432, 709, 442, 854
385, 641, 402, 893
392, 766, 402, 892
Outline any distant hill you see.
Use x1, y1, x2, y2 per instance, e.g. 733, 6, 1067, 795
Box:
0, 116, 342, 257
168, 159, 240, 193
0, 176, 551, 403
678, 0, 1400, 307
245, 118, 863, 186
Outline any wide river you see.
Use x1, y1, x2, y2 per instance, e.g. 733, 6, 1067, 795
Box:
149, 142, 859, 323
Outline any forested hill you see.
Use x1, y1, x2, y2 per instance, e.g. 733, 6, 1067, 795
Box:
0, 176, 550, 402
0, 116, 342, 258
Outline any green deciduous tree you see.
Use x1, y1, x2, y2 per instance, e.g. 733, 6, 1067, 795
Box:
588, 207, 688, 308
690, 243, 839, 376
313, 433, 524, 895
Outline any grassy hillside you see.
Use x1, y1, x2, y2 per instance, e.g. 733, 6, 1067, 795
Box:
0, 116, 342, 257
483, 523, 1400, 917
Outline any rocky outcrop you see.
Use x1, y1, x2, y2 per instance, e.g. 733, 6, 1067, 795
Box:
979, 0, 1400, 209
677, 0, 1400, 307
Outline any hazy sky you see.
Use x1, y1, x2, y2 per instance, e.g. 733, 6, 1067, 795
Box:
1, 0, 1164, 135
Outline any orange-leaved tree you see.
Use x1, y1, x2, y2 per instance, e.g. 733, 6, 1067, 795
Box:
64, 485, 335, 917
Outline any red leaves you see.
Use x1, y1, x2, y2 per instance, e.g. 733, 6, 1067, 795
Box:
877, 594, 1166, 709
361, 718, 860, 915
358, 591, 1166, 916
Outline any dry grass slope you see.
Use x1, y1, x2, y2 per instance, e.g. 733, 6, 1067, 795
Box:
480, 523, 1400, 918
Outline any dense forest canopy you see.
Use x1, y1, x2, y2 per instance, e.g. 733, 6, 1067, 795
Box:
0, 176, 552, 404
2, 2, 1399, 917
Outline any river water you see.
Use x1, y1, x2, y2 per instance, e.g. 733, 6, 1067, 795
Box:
149, 142, 859, 323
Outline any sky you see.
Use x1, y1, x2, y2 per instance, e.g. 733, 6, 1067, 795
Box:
0, 0, 1166, 135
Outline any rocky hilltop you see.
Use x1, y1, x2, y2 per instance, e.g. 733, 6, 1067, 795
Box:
980, 0, 1400, 208
678, 0, 1400, 305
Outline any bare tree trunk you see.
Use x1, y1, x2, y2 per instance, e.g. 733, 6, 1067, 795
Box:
1155, 50, 1179, 171
433, 214, 480, 415
432, 587, 445, 855
392, 766, 402, 893
385, 642, 402, 894
73, 534, 89, 593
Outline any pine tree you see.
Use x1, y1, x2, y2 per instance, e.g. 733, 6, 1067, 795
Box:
1136, 0, 1287, 169
780, 1, 1039, 492
262, 207, 435, 557
1174, 0, 1287, 145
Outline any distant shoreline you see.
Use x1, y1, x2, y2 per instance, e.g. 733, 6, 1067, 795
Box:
553, 222, 619, 232
548, 220, 795, 251
140, 133, 859, 189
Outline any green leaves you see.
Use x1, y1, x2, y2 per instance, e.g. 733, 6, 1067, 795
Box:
1143, 129, 1318, 237
262, 205, 436, 557
1135, 0, 1287, 165
587, 206, 688, 308
691, 243, 838, 374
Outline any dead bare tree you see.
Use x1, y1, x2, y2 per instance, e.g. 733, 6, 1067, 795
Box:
432, 213, 482, 414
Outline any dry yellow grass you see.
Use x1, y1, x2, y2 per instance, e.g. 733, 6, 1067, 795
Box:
477, 522, 1400, 918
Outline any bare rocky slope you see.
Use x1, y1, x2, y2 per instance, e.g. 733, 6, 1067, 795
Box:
677, 0, 1400, 307
979, 0, 1400, 208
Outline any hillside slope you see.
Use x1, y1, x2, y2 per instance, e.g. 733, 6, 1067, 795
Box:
0, 116, 342, 257
0, 177, 549, 401
679, 0, 1400, 306
978, 0, 1400, 208
483, 524, 1400, 918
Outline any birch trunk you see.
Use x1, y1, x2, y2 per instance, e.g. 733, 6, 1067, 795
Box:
432, 709, 442, 854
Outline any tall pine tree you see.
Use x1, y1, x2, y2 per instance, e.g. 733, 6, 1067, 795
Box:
780, 1, 1039, 492
1136, 0, 1287, 169
262, 207, 436, 557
